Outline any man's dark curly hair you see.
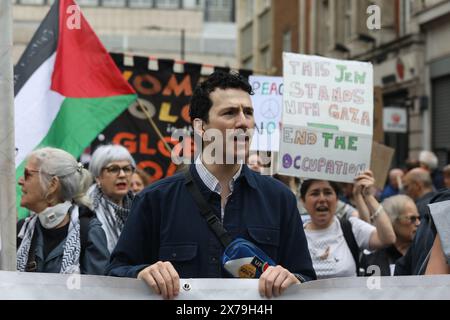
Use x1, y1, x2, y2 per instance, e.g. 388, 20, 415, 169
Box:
189, 71, 254, 124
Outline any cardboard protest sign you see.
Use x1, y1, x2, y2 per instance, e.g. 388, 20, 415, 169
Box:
278, 53, 374, 183
370, 142, 395, 190
249, 76, 283, 152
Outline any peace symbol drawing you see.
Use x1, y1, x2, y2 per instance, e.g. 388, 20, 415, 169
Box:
260, 99, 280, 120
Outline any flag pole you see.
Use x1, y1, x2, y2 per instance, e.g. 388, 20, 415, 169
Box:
136, 99, 173, 153
0, 0, 17, 271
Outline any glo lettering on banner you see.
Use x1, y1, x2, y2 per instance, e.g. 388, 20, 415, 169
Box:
92, 57, 201, 182
249, 76, 283, 152
279, 53, 374, 182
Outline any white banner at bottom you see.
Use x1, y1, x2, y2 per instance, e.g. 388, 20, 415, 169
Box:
1, 271, 450, 300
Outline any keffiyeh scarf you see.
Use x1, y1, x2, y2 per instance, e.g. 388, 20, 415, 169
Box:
17, 206, 81, 274
88, 184, 134, 253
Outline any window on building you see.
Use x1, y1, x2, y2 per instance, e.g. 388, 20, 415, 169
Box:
17, 0, 46, 4
258, 0, 271, 13
334, 0, 346, 44
258, 9, 271, 46
155, 0, 180, 9
324, 0, 331, 49
344, 0, 353, 39
243, 57, 253, 70
432, 75, 450, 167
102, 0, 127, 7
315, 0, 331, 53
128, 0, 153, 8
260, 46, 271, 71
77, 0, 99, 6
183, 0, 202, 9
241, 23, 253, 59
245, 0, 254, 21
205, 0, 235, 22
283, 29, 292, 52
356, 0, 370, 36
400, 0, 409, 35
77, 0, 98, 6
381, 0, 397, 33
14, 0, 187, 8
208, 0, 227, 8
411, 0, 439, 14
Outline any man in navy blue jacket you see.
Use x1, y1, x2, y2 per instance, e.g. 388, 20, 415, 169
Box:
106, 71, 316, 299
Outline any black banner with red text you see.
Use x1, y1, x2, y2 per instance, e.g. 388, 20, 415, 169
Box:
90, 54, 252, 182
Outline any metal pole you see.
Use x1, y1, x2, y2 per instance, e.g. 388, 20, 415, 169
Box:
181, 28, 185, 61
0, 0, 17, 271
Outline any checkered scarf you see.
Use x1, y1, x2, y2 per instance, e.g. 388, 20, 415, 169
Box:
89, 184, 133, 253
17, 206, 81, 274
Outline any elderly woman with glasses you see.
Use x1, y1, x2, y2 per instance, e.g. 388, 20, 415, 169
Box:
88, 144, 136, 253
17, 147, 109, 274
361, 194, 420, 276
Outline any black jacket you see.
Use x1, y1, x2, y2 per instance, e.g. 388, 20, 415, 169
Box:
106, 165, 316, 281
415, 191, 437, 219
394, 190, 450, 275
363, 245, 402, 276
17, 205, 109, 275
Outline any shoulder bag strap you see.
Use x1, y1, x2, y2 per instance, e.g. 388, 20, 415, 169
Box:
184, 169, 233, 248
25, 226, 39, 272
339, 217, 361, 275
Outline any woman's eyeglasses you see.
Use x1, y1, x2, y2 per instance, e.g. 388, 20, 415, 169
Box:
103, 164, 135, 176
398, 215, 421, 224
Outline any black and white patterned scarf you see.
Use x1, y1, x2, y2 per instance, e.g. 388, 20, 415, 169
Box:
88, 185, 133, 253
17, 206, 81, 274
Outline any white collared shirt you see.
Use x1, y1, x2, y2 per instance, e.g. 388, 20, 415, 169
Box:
194, 157, 242, 221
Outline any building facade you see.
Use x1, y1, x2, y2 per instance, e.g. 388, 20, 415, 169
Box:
414, 0, 450, 166
236, 0, 299, 75
237, 0, 450, 168
13, 0, 237, 68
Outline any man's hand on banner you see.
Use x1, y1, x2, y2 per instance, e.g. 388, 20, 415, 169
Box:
138, 261, 180, 300
258, 265, 300, 299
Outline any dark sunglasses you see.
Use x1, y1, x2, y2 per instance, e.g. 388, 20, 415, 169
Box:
103, 164, 135, 176
23, 168, 40, 181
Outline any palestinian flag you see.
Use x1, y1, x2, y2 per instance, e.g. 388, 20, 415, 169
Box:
14, 0, 136, 219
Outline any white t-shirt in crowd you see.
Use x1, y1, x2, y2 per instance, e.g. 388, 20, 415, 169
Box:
304, 216, 376, 279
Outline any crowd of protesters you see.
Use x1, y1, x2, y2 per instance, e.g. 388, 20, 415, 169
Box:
15, 71, 450, 299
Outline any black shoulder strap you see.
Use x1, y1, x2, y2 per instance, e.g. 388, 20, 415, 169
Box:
78, 206, 95, 261
184, 169, 233, 248
16, 219, 26, 249
339, 217, 361, 275
17, 219, 38, 272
